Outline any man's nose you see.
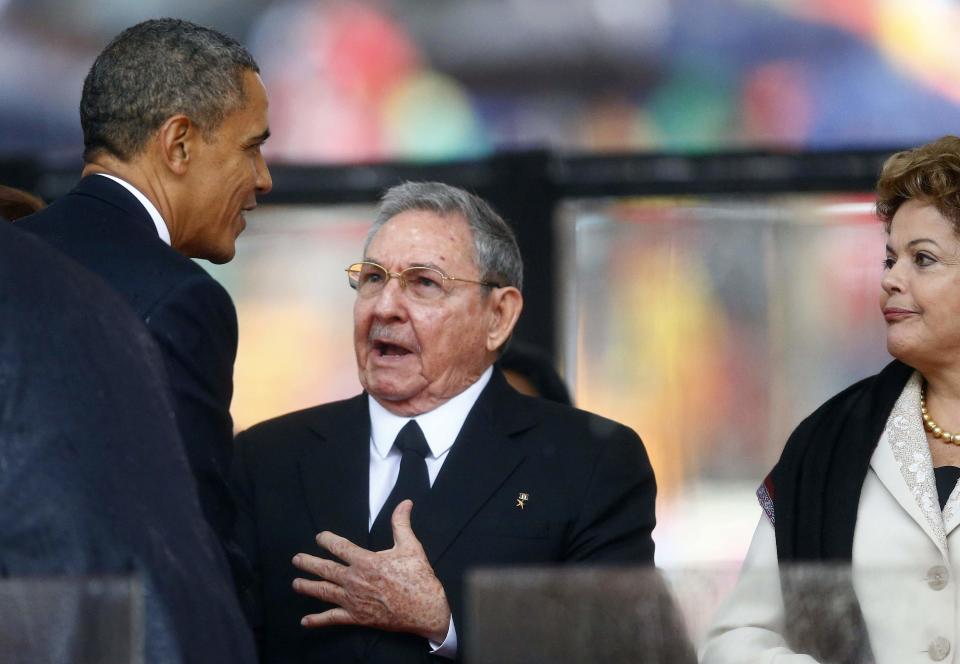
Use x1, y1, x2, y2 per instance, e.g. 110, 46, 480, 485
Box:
255, 154, 272, 195
371, 276, 407, 318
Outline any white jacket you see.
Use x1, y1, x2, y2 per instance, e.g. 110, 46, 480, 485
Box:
703, 373, 960, 664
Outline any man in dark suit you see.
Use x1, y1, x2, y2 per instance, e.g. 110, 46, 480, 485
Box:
19, 18, 272, 591
0, 221, 256, 664
234, 182, 656, 663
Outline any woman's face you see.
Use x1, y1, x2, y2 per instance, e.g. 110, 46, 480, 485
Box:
881, 200, 960, 371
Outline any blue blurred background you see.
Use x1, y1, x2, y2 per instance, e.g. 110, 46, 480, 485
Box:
3, 0, 960, 163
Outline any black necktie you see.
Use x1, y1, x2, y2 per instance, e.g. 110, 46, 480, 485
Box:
368, 420, 431, 551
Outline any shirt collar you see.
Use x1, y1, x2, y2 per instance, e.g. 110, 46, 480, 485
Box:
96, 173, 171, 246
368, 366, 494, 460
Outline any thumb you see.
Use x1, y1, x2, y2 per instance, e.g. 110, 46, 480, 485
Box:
390, 499, 419, 549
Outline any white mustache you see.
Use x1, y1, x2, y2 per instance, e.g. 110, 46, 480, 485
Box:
368, 323, 420, 353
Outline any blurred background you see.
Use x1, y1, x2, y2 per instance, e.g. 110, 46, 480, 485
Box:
5, 0, 960, 162
2, 0, 959, 567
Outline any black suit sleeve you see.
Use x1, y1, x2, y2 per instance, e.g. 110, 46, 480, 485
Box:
232, 430, 266, 643
146, 274, 248, 584
565, 424, 657, 564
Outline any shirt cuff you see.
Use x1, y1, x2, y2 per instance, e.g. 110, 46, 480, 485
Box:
428, 615, 458, 658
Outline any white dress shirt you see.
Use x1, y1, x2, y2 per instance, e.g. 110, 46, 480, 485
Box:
96, 173, 171, 245
366, 365, 493, 659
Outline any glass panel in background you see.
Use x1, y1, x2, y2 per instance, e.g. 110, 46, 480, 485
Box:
468, 565, 924, 663
558, 194, 889, 565
204, 203, 376, 431
468, 567, 699, 664
0, 576, 143, 664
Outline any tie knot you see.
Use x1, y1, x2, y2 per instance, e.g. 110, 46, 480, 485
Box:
394, 420, 430, 458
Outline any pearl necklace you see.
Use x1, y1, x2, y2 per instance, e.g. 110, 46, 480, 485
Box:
920, 382, 960, 445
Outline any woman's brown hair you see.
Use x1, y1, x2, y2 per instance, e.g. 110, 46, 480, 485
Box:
876, 135, 960, 232
0, 185, 45, 222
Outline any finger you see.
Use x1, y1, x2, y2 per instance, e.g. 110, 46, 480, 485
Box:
391, 499, 421, 550
316, 531, 370, 564
292, 577, 348, 605
300, 607, 356, 629
291, 553, 347, 584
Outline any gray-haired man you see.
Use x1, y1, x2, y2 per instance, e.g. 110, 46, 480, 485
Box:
234, 182, 656, 663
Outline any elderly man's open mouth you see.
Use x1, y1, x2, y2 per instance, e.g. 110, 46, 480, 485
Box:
372, 339, 415, 358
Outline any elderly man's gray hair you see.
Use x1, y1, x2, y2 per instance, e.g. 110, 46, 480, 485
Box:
365, 182, 524, 291
80, 18, 259, 162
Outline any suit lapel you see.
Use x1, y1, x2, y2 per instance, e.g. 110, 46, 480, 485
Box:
298, 394, 371, 549
871, 433, 946, 553
943, 484, 960, 536
414, 371, 537, 564
872, 372, 948, 555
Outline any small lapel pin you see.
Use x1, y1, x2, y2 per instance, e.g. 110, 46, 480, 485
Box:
516, 492, 529, 509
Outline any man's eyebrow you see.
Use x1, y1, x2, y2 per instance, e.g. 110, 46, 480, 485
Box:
400, 262, 456, 277
361, 259, 446, 272
245, 128, 271, 146
408, 261, 444, 272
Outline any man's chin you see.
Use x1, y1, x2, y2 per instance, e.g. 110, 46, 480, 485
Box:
365, 378, 432, 415
203, 241, 237, 264
206, 252, 234, 265
368, 386, 417, 403
180, 237, 235, 263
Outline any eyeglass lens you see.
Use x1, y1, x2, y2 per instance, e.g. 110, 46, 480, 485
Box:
349, 263, 447, 300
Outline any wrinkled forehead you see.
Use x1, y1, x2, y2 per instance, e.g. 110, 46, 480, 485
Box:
364, 210, 477, 269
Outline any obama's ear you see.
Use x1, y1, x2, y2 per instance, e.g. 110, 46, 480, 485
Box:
155, 114, 195, 176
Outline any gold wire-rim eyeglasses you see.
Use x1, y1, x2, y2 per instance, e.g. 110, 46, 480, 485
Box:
345, 261, 502, 300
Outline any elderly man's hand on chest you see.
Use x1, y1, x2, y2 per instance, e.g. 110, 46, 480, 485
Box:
291, 499, 451, 643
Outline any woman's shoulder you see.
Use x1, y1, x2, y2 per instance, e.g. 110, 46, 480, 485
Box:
790, 360, 912, 439
766, 359, 913, 506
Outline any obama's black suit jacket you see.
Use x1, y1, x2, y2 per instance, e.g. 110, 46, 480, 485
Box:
19, 175, 245, 586
234, 369, 656, 663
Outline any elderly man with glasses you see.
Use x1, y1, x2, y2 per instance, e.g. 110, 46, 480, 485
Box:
233, 181, 656, 663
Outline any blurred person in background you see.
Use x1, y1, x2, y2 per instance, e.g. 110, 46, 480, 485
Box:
704, 136, 960, 664
496, 340, 573, 405
0, 184, 44, 221
0, 221, 255, 664
17, 18, 272, 601
232, 182, 656, 663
